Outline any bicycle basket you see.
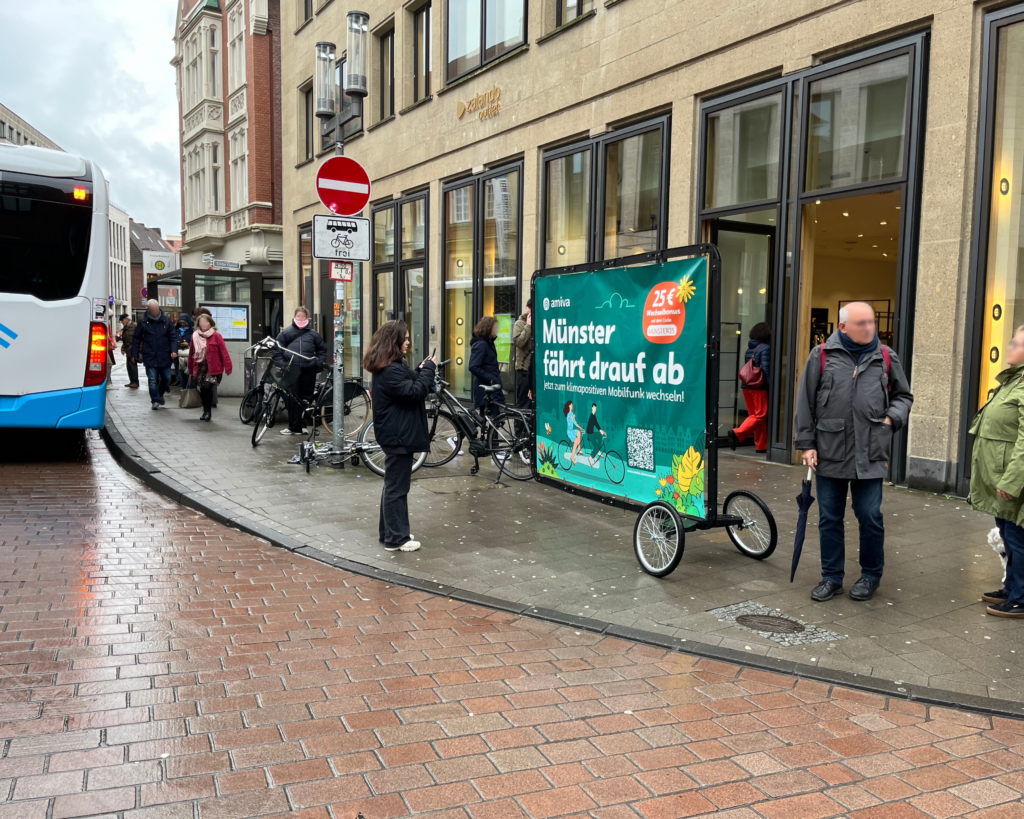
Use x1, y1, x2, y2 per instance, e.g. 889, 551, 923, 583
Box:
269, 362, 301, 392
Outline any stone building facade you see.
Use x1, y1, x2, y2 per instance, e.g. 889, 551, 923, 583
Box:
280, 0, 1024, 493
108, 202, 131, 323
0, 103, 61, 150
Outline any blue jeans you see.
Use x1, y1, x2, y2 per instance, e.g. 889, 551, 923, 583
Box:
816, 475, 884, 584
145, 366, 172, 403
995, 518, 1024, 605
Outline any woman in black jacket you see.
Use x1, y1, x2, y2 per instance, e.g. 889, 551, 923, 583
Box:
468, 316, 506, 412
364, 320, 437, 553
274, 307, 327, 434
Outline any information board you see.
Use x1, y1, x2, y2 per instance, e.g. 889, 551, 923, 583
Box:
200, 303, 249, 342
313, 214, 370, 262
533, 256, 709, 519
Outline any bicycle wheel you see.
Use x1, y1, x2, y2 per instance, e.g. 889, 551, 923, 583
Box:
487, 413, 533, 481
239, 387, 261, 424
633, 501, 684, 577
556, 439, 573, 470
723, 490, 778, 559
251, 403, 272, 446
358, 421, 427, 477
265, 391, 282, 429
424, 409, 463, 467
604, 451, 626, 485
343, 382, 371, 439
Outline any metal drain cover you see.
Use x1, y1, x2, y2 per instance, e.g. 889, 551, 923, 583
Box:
735, 614, 805, 634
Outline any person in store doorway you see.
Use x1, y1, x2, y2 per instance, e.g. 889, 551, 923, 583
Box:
117, 314, 139, 388
795, 302, 913, 603
728, 322, 772, 453
130, 299, 178, 410
512, 300, 534, 409
364, 320, 437, 553
273, 307, 326, 435
188, 313, 232, 422
967, 324, 1024, 618
469, 316, 506, 417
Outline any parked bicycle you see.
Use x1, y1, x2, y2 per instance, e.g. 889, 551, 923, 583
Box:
420, 361, 533, 483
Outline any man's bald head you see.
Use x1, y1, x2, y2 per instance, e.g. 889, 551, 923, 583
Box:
838, 302, 876, 345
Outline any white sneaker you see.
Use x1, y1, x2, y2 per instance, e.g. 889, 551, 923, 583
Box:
384, 540, 421, 552
280, 428, 307, 435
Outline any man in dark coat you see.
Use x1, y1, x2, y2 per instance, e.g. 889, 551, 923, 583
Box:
795, 302, 913, 603
273, 307, 327, 434
130, 300, 178, 409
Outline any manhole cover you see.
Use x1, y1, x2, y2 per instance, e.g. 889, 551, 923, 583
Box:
735, 614, 805, 634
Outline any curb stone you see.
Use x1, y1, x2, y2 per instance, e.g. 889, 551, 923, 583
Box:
99, 417, 1024, 721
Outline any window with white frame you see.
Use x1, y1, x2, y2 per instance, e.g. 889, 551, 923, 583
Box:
211, 142, 221, 212
230, 128, 248, 209
209, 26, 219, 98
228, 7, 245, 92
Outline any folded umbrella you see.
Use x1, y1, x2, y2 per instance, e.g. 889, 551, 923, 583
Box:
791, 466, 816, 583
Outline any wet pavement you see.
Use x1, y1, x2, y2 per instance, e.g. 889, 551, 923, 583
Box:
3, 429, 1024, 819
103, 365, 1024, 705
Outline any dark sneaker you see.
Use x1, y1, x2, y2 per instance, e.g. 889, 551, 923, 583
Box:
811, 579, 844, 601
727, 430, 738, 451
987, 600, 1024, 618
849, 577, 880, 601
983, 589, 1008, 604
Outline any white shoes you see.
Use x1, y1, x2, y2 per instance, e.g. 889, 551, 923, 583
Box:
384, 539, 421, 552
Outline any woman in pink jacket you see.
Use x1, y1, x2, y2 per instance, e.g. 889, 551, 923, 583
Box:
189, 314, 233, 421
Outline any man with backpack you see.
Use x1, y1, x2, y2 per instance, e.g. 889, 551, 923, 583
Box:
795, 302, 913, 603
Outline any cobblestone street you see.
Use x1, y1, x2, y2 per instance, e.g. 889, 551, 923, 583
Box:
103, 368, 1024, 705
3, 429, 1024, 819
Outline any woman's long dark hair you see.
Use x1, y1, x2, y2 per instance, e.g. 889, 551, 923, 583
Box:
363, 320, 409, 374
563, 401, 573, 417
749, 322, 771, 344
473, 316, 498, 340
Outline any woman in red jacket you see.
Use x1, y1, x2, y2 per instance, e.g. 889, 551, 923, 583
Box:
189, 314, 233, 421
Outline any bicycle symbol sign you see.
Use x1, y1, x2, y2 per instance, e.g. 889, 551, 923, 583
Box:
312, 214, 370, 262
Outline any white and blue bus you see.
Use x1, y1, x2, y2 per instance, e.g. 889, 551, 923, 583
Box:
0, 144, 109, 429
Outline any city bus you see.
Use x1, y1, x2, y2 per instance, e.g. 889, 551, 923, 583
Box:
0, 144, 110, 429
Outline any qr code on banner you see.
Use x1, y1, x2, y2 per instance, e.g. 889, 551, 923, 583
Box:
627, 427, 655, 472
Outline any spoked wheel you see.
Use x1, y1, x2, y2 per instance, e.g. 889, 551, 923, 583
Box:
557, 439, 573, 470
604, 451, 625, 485
341, 382, 371, 440
358, 421, 427, 477
723, 490, 778, 559
633, 501, 684, 577
265, 391, 281, 428
239, 388, 262, 424
252, 404, 272, 446
487, 414, 533, 481
424, 409, 463, 467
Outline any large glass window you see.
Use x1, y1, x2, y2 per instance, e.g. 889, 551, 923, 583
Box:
414, 4, 432, 102
447, 0, 524, 80
805, 55, 910, 192
299, 226, 313, 311
978, 19, 1024, 406
705, 94, 782, 209
545, 149, 590, 267
483, 170, 519, 372
445, 184, 475, 396
375, 194, 429, 367
604, 130, 663, 259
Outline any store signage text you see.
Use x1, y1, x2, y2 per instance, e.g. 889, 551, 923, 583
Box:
457, 85, 502, 122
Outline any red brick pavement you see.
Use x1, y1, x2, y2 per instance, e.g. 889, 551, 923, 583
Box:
2, 436, 1024, 819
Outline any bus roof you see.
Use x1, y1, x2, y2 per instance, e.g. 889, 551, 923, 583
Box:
0, 144, 89, 179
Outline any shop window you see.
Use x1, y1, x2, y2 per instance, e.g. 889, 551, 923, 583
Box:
541, 119, 668, 267
805, 55, 910, 192
705, 93, 782, 210
374, 194, 429, 367
447, 0, 524, 81
414, 3, 432, 101
299, 226, 313, 313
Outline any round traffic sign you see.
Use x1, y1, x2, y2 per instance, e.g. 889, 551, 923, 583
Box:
315, 156, 371, 216
141, 288, 147, 299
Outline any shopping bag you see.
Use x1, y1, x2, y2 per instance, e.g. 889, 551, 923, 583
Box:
179, 377, 202, 409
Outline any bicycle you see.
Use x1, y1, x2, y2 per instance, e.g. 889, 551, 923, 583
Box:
422, 361, 533, 483
316, 371, 371, 441
331, 234, 354, 250
556, 432, 626, 485
250, 339, 322, 447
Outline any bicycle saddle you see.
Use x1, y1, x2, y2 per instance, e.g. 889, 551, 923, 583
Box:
481, 384, 503, 393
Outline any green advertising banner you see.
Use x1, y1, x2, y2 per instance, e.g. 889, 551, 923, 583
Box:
533, 256, 709, 520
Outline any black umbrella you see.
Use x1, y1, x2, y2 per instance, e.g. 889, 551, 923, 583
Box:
791, 466, 816, 583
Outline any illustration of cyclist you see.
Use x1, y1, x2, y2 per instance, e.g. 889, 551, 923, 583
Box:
586, 403, 607, 467
564, 400, 583, 465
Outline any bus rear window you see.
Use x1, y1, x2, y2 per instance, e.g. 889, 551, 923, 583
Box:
0, 197, 93, 301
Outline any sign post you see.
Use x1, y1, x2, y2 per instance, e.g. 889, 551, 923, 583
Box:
313, 154, 372, 465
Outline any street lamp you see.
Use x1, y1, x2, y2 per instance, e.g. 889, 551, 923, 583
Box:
314, 11, 370, 465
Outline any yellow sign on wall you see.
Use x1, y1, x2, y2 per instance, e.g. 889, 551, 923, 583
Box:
457, 85, 502, 122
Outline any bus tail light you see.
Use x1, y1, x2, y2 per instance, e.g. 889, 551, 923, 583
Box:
84, 321, 108, 387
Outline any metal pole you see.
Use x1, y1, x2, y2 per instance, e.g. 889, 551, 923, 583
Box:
330, 115, 347, 466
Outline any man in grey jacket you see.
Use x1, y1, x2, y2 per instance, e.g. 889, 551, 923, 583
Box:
795, 302, 913, 602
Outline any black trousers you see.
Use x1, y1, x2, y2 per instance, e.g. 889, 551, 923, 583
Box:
125, 357, 139, 385
515, 369, 531, 408
379, 452, 414, 546
200, 383, 215, 415
288, 370, 317, 432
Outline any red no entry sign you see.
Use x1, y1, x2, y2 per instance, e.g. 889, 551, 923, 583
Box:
315, 156, 371, 216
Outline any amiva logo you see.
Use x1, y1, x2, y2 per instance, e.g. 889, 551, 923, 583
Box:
0, 322, 17, 349
543, 297, 571, 310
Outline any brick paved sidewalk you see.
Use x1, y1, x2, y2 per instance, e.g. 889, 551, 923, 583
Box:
3, 432, 1024, 819
103, 366, 1024, 704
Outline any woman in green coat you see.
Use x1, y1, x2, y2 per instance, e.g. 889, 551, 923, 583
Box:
969, 326, 1024, 618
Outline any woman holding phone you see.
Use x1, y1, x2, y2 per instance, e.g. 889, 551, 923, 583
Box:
363, 320, 437, 552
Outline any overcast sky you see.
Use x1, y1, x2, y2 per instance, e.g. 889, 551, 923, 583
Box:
0, 1, 182, 235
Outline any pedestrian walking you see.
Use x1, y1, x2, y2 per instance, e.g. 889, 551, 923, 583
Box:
188, 314, 233, 422
171, 313, 194, 387
728, 322, 772, 453
794, 302, 913, 602
273, 307, 326, 435
469, 316, 505, 414
193, 307, 215, 406
968, 325, 1024, 618
512, 300, 534, 409
117, 314, 139, 388
130, 300, 178, 410
363, 320, 437, 553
